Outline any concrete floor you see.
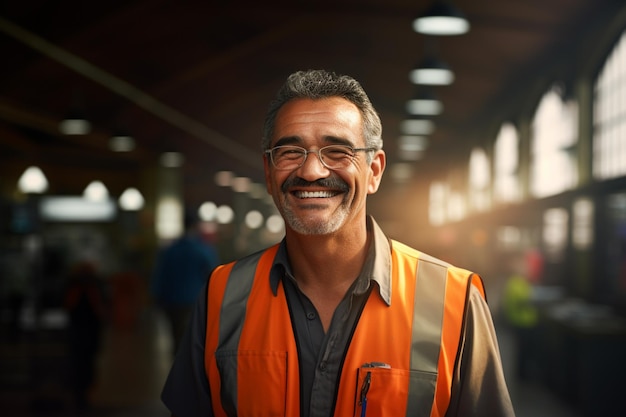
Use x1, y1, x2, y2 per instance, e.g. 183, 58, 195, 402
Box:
1, 307, 581, 417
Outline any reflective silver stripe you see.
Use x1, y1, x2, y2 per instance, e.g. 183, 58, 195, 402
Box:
406, 259, 447, 417
216, 251, 263, 416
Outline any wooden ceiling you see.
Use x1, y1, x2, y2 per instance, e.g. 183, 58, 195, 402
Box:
0, 0, 623, 215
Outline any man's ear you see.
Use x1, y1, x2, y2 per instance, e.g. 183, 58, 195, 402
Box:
264, 154, 274, 195
367, 150, 386, 194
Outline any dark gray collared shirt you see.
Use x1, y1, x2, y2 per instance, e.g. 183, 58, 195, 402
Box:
271, 216, 388, 417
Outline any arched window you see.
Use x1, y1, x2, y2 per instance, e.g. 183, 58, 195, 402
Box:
572, 197, 594, 250
543, 207, 569, 262
493, 123, 520, 203
594, 31, 626, 180
530, 86, 579, 198
429, 181, 447, 226
428, 181, 466, 225
468, 148, 491, 212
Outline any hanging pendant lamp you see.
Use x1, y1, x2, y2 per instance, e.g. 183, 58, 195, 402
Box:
413, 0, 470, 36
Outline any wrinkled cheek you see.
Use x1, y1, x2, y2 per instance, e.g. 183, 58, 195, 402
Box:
347, 187, 365, 209
275, 192, 290, 213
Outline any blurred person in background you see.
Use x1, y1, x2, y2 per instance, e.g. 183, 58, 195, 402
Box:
503, 249, 543, 381
161, 69, 514, 416
3, 253, 29, 343
109, 250, 146, 331
64, 260, 109, 411
151, 209, 220, 357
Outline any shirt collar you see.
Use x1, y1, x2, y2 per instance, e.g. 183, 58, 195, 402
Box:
269, 215, 392, 306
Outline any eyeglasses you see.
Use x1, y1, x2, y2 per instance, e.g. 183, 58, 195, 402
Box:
265, 145, 378, 170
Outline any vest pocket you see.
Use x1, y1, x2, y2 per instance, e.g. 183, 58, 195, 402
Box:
354, 365, 437, 417
215, 350, 288, 417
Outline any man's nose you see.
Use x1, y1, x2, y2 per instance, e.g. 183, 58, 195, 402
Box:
298, 150, 330, 179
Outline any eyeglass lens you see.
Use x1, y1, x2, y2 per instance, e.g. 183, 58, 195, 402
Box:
271, 145, 355, 170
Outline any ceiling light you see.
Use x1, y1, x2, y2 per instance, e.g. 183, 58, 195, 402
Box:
119, 187, 145, 211
266, 214, 285, 234
409, 57, 454, 85
215, 205, 234, 224
59, 108, 91, 135
59, 117, 91, 135
399, 136, 429, 152
231, 176, 251, 193
199, 201, 217, 221
60, 92, 91, 135
160, 152, 184, 168
406, 89, 443, 116
244, 210, 264, 230
215, 171, 234, 187
406, 98, 442, 116
109, 135, 135, 152
83, 180, 109, 202
400, 118, 435, 135
413, 1, 470, 36
18, 166, 49, 194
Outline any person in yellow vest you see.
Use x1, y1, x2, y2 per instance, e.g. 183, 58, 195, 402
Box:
161, 70, 515, 417
503, 250, 542, 381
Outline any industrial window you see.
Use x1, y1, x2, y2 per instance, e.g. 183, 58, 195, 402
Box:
429, 181, 447, 226
543, 207, 569, 262
493, 123, 521, 203
530, 86, 579, 198
447, 189, 467, 222
593, 30, 626, 180
429, 181, 466, 225
605, 193, 626, 299
468, 147, 491, 212
572, 197, 594, 250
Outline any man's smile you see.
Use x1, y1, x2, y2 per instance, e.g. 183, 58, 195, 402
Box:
292, 190, 342, 199
282, 176, 350, 201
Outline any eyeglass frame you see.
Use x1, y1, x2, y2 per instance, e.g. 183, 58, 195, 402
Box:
264, 144, 379, 170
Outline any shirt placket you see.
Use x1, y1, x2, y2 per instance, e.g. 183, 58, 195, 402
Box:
308, 295, 352, 417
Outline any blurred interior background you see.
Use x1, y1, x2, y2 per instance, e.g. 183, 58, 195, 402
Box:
1, 1, 626, 416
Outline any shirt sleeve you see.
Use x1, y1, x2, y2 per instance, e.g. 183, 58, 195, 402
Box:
446, 286, 516, 417
161, 283, 214, 417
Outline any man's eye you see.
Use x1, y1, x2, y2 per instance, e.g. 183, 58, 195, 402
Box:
326, 148, 351, 157
278, 149, 303, 158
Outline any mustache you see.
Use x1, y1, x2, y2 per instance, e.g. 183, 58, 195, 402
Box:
281, 176, 349, 193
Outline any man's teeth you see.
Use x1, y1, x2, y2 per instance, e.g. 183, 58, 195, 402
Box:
296, 190, 336, 198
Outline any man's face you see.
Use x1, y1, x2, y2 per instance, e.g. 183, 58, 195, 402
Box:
264, 97, 385, 235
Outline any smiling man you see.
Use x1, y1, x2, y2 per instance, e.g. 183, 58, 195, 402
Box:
265, 96, 380, 234
161, 69, 515, 417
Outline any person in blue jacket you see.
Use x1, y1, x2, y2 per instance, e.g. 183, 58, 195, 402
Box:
151, 209, 220, 356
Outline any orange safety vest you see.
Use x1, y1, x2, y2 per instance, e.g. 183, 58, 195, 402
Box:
205, 240, 485, 417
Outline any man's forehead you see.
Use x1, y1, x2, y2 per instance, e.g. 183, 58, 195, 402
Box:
272, 100, 363, 147
275, 98, 361, 128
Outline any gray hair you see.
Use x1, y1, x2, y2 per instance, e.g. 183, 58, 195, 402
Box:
261, 70, 383, 153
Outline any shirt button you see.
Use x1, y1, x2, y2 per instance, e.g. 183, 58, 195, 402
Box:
319, 361, 327, 371
306, 312, 316, 320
